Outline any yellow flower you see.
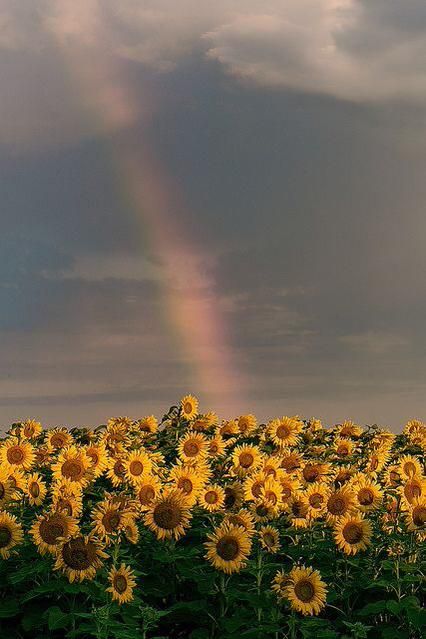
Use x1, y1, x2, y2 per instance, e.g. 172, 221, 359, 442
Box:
178, 431, 209, 462
180, 395, 199, 420
278, 473, 301, 504
217, 420, 239, 437
144, 489, 192, 541
51, 479, 83, 517
52, 446, 91, 487
31, 511, 79, 555
85, 443, 109, 478
334, 513, 372, 555
136, 415, 158, 435
267, 417, 303, 448
26, 473, 47, 506
272, 570, 290, 600
259, 525, 280, 553
205, 524, 252, 574
54, 535, 108, 582
223, 509, 256, 536
333, 438, 356, 458
405, 497, 426, 533
169, 464, 204, 506
304, 482, 330, 519
1, 438, 35, 471
91, 500, 132, 544
338, 420, 363, 438
107, 564, 137, 604
237, 414, 257, 436
0, 511, 24, 558
106, 456, 128, 488
223, 482, 245, 511
399, 476, 425, 505
351, 478, 383, 512
135, 474, 162, 510
206, 435, 227, 458
46, 428, 74, 452
199, 484, 225, 512
325, 486, 356, 524
231, 445, 263, 477
243, 472, 267, 502
124, 450, 153, 486
259, 477, 283, 514
283, 566, 327, 616
287, 496, 310, 529
398, 455, 423, 480
0, 469, 13, 509
277, 451, 303, 472
21, 419, 43, 440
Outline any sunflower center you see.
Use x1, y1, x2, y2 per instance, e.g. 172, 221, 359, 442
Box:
184, 402, 193, 414
239, 452, 254, 468
114, 461, 126, 477
265, 491, 277, 505
276, 425, 291, 439
303, 466, 319, 482
0, 526, 12, 548
139, 486, 155, 505
405, 482, 421, 501
39, 516, 67, 545
343, 522, 363, 544
216, 536, 240, 561
292, 501, 307, 518
369, 457, 379, 471
403, 462, 417, 476
102, 511, 121, 532
224, 488, 237, 508
358, 488, 374, 505
51, 434, 67, 448
29, 483, 40, 498
252, 482, 263, 498
0, 483, 5, 499
183, 441, 200, 457
310, 494, 324, 508
62, 538, 97, 570
153, 502, 182, 530
114, 574, 128, 594
337, 445, 349, 456
281, 486, 292, 499
328, 496, 346, 515
62, 460, 84, 481
294, 579, 315, 603
390, 471, 400, 484
129, 460, 144, 476
412, 506, 426, 527
7, 447, 25, 464
87, 451, 99, 465
209, 443, 218, 454
178, 478, 193, 494
205, 490, 218, 504
263, 532, 275, 547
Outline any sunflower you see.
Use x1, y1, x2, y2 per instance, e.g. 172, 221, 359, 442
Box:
26, 473, 47, 506
178, 431, 209, 462
287, 495, 310, 529
46, 428, 74, 452
334, 513, 372, 555
332, 465, 356, 487
52, 446, 91, 487
124, 519, 140, 544
180, 394, 199, 420
0, 511, 24, 558
325, 486, 356, 524
338, 420, 363, 438
217, 419, 239, 438
283, 566, 327, 616
399, 476, 425, 505
51, 479, 84, 517
1, 438, 35, 471
365, 449, 389, 474
237, 414, 257, 437
144, 489, 192, 541
268, 417, 303, 448
199, 484, 225, 512
278, 451, 303, 472
352, 478, 383, 512
192, 412, 217, 432
262, 456, 283, 479
21, 419, 43, 440
231, 445, 263, 477
244, 472, 267, 502
259, 525, 280, 553
259, 477, 283, 514
307, 418, 324, 433
7, 469, 27, 494
107, 564, 137, 604
106, 457, 128, 488
107, 416, 133, 430
85, 443, 109, 478
301, 462, 331, 485
0, 470, 13, 508
333, 438, 356, 458
272, 570, 290, 600
278, 473, 301, 504
31, 510, 79, 555
91, 500, 132, 543
169, 464, 205, 506
405, 497, 426, 534
206, 435, 227, 458
123, 450, 153, 486
383, 465, 402, 487
205, 524, 252, 574
398, 455, 423, 480
223, 481, 245, 511
223, 509, 256, 536
304, 482, 330, 519
136, 415, 158, 435
250, 499, 277, 523
135, 474, 162, 510
54, 534, 108, 582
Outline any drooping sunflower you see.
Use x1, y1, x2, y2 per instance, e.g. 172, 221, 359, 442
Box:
283, 566, 327, 616
21, 419, 43, 440
135, 474, 162, 510
338, 420, 363, 438
223, 509, 256, 536
46, 428, 74, 452
352, 478, 383, 512
399, 475, 425, 505
223, 481, 245, 511
54, 534, 108, 582
178, 431, 209, 462
51, 479, 84, 517
1, 438, 35, 471
325, 486, 356, 524
180, 394, 199, 420
334, 513, 372, 555
123, 450, 153, 486
301, 462, 331, 485
26, 473, 47, 506
31, 510, 79, 555
287, 495, 310, 529
107, 564, 137, 604
91, 500, 132, 544
199, 484, 225, 512
169, 463, 205, 506
0, 511, 24, 559
52, 445, 91, 487
267, 416, 303, 448
398, 455, 423, 480
405, 496, 426, 535
144, 489, 192, 541
205, 524, 252, 574
136, 415, 158, 435
231, 444, 263, 477
271, 570, 290, 600
85, 443, 109, 478
259, 525, 280, 553
304, 482, 330, 520
237, 414, 257, 437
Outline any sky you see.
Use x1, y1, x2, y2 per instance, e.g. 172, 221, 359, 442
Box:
1, 0, 426, 430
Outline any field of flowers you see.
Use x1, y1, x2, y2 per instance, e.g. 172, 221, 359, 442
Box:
0, 396, 425, 638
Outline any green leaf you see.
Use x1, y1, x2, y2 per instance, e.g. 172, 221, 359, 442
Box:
0, 598, 19, 618
357, 600, 388, 616
386, 600, 401, 615
46, 605, 70, 631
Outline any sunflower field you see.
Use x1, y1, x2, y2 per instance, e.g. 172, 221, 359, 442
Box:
0, 397, 425, 639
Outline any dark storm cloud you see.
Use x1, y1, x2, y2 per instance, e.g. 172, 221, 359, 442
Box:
0, 1, 425, 428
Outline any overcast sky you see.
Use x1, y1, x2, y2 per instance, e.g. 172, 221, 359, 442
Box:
1, 1, 426, 430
